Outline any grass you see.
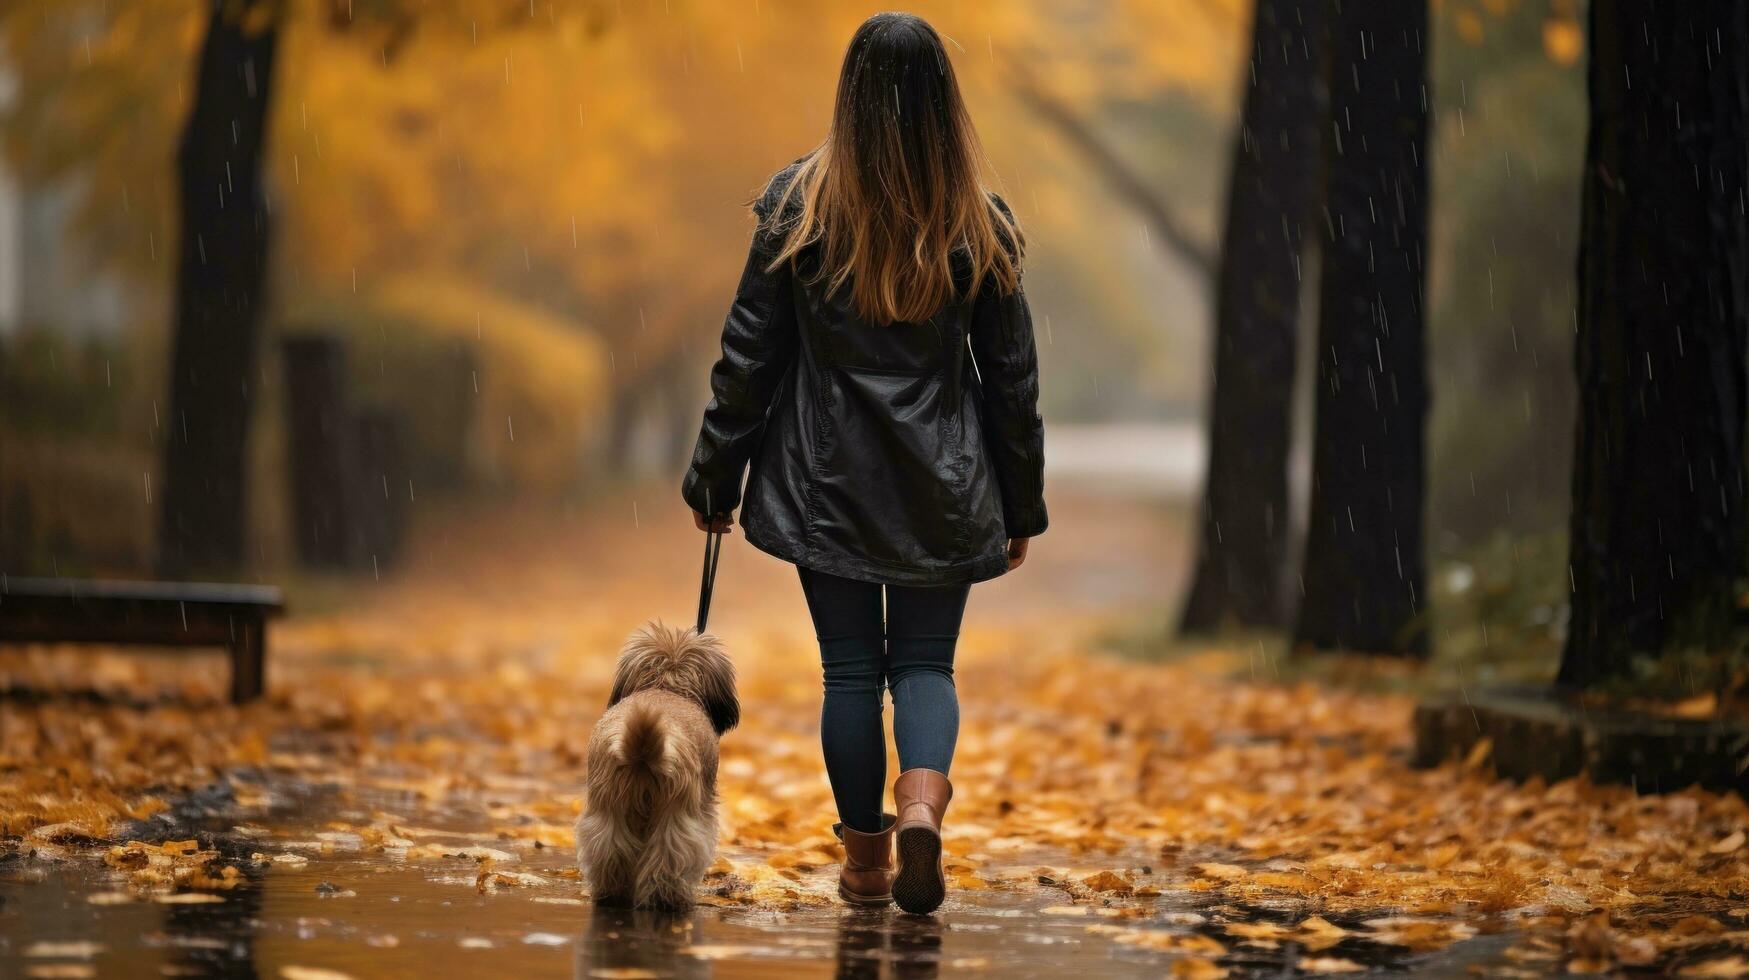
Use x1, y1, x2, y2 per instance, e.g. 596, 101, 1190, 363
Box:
1096, 530, 1569, 698
1100, 528, 1749, 721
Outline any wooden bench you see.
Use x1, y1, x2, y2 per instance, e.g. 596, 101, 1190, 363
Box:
0, 577, 284, 703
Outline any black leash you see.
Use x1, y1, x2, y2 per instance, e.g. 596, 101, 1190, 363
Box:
695, 528, 725, 633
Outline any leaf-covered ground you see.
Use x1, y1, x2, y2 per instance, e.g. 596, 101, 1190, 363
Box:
3, 489, 1748, 977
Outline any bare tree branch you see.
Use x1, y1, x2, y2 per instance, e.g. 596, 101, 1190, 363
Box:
1003, 62, 1217, 279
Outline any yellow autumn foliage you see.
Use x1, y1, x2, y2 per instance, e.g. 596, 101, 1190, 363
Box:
0, 0, 1253, 326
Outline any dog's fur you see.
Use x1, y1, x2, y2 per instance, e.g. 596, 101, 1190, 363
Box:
576, 623, 739, 911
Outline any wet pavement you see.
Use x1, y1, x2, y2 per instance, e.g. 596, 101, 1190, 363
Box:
1, 849, 1524, 978
0, 490, 1607, 977
0, 777, 1525, 979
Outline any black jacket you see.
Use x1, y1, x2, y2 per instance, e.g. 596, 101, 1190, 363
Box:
682, 164, 1048, 586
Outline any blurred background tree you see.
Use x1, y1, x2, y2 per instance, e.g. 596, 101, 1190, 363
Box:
157, 0, 280, 575
1176, 0, 1323, 636
1294, 0, 1431, 657
0, 0, 1595, 667
0, 0, 1247, 576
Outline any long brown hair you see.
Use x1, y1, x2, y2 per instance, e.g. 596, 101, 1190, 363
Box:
761, 12, 1024, 326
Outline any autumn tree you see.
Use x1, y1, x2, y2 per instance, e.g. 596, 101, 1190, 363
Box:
158, 0, 569, 573
4, 0, 1261, 570
1559, 1, 1749, 688
1294, 0, 1430, 655
157, 0, 282, 575
0, 0, 632, 570
1178, 0, 1324, 633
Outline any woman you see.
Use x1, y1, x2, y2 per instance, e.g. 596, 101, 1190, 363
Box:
682, 11, 1046, 915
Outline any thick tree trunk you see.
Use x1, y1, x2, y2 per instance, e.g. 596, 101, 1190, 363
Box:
1294, 0, 1430, 655
1559, 2, 1749, 688
1179, 0, 1325, 634
157, 1, 280, 576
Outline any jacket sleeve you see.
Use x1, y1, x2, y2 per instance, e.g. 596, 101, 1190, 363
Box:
969, 195, 1049, 538
681, 193, 799, 517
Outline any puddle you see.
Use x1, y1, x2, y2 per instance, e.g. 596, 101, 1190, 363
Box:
1, 758, 1525, 978
2, 840, 1523, 977
1, 861, 1525, 978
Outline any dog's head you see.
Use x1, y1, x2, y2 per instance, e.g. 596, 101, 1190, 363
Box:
608, 623, 740, 735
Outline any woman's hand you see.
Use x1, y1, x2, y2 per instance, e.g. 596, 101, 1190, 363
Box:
1006, 537, 1030, 571
693, 510, 736, 534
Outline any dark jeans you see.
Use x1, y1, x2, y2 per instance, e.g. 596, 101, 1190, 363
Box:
796, 565, 970, 835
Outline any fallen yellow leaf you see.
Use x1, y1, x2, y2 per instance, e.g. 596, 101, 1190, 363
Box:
1298, 956, 1366, 974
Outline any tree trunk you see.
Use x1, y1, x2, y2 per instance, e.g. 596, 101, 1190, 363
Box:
156, 1, 280, 577
280, 335, 356, 569
1559, 2, 1749, 688
1179, 0, 1325, 634
1294, 0, 1430, 655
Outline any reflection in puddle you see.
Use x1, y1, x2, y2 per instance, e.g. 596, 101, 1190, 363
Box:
160, 859, 264, 978
0, 780, 1523, 979
834, 911, 888, 979
0, 852, 1527, 979
574, 906, 953, 978
886, 914, 944, 978
576, 906, 708, 979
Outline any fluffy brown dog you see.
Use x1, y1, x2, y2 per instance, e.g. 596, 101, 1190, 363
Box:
577, 623, 739, 910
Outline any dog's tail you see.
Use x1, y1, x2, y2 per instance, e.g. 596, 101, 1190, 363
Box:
604, 701, 695, 810
612, 701, 671, 774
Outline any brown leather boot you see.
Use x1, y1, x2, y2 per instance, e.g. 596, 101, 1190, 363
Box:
892, 768, 953, 914
835, 815, 895, 907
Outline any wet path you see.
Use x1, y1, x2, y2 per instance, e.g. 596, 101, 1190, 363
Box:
2, 707, 1523, 980
2, 809, 1522, 978
6, 486, 1743, 977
